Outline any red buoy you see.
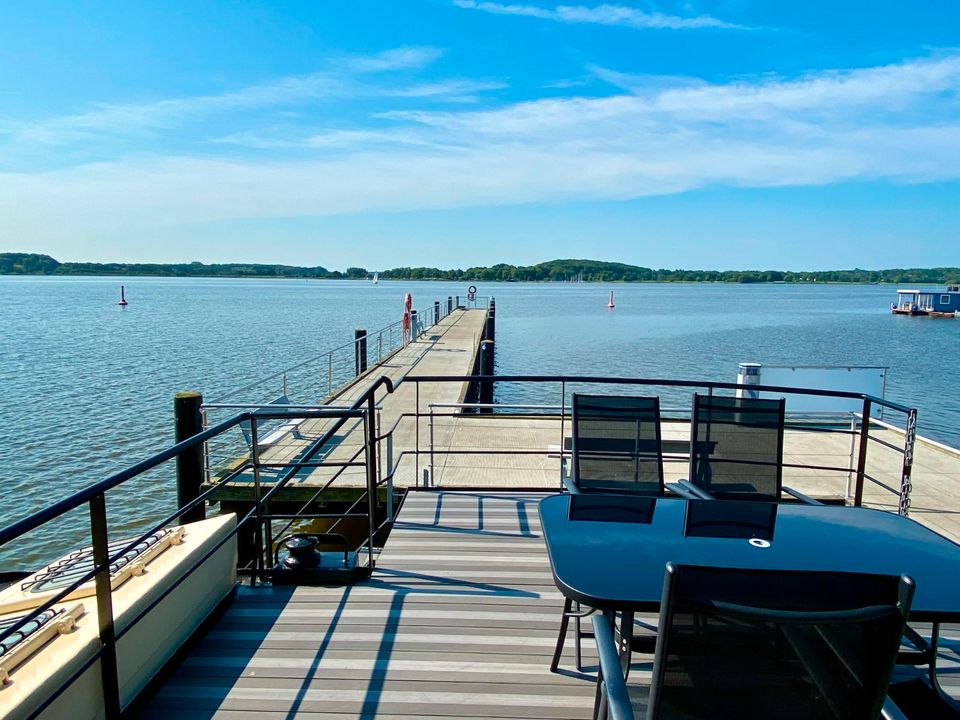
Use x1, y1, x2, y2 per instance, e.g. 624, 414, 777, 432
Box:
118, 285, 129, 306
607, 290, 615, 309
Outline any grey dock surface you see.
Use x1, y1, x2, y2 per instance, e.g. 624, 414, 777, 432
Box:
139, 489, 960, 718
139, 490, 599, 719
209, 307, 490, 501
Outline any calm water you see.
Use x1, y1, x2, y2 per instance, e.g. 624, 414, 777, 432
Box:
1, 276, 957, 564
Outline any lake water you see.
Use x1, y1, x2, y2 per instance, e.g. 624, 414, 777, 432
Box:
1, 276, 956, 564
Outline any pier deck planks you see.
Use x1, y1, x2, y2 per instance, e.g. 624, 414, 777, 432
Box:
139, 491, 600, 719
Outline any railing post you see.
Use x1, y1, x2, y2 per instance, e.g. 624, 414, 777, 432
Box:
447, 296, 453, 315
429, 404, 435, 486
327, 354, 333, 398
174, 391, 205, 523
250, 416, 264, 583
560, 380, 567, 488
364, 396, 378, 569
899, 409, 917, 517
853, 398, 872, 507
90, 493, 121, 720
386, 431, 395, 520
434, 300, 440, 325
378, 332, 383, 363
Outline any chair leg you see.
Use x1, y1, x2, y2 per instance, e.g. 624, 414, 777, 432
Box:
551, 596, 572, 673
575, 607, 583, 671
593, 663, 607, 720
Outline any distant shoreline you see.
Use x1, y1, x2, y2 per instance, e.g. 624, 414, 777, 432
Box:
1, 252, 957, 285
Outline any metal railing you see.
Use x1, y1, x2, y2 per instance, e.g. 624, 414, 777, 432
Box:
402, 374, 918, 514
0, 375, 397, 720
208, 298, 459, 408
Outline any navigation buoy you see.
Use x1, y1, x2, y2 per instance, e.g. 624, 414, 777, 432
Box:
607, 290, 615, 309
118, 285, 128, 306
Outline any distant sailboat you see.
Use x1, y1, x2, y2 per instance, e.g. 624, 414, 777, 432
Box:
372, 272, 379, 284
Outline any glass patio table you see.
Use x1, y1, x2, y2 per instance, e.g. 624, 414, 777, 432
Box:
539, 493, 960, 622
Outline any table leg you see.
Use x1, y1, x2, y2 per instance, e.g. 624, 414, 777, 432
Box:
619, 610, 634, 680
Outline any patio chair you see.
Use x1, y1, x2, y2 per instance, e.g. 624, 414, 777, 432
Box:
592, 564, 916, 720
673, 394, 821, 504
567, 394, 665, 495
553, 394, 664, 673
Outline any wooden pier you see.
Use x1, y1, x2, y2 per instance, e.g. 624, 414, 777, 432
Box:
207, 307, 491, 503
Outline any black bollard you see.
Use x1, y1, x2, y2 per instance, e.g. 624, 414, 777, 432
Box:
434, 301, 440, 324
355, 329, 367, 375
174, 392, 205, 522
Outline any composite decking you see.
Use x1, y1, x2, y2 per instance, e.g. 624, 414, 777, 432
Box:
138, 488, 960, 719
139, 491, 601, 719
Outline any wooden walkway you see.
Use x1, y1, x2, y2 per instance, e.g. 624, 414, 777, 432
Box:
139, 491, 599, 719
209, 308, 490, 502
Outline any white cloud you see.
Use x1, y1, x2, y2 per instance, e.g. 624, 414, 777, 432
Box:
0, 46, 451, 147
1, 54, 959, 244
452, 1, 748, 30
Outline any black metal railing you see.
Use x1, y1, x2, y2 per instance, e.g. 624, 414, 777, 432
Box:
0, 375, 396, 720
398, 375, 918, 512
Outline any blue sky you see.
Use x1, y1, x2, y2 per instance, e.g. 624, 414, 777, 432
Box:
1, 1, 958, 271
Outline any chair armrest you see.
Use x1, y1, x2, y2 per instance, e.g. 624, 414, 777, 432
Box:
881, 697, 909, 720
562, 476, 582, 494
668, 480, 714, 500
592, 614, 635, 720
783, 486, 824, 505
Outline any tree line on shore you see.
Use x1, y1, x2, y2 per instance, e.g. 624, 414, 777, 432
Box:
2, 252, 957, 285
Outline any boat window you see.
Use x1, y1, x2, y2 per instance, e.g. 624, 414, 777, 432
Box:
941, 295, 951, 304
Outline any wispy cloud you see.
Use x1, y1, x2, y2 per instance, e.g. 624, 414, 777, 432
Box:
452, 1, 748, 30
1, 46, 455, 148
1, 55, 959, 243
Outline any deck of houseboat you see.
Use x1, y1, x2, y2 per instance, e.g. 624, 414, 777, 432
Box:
140, 487, 960, 719
134, 306, 960, 718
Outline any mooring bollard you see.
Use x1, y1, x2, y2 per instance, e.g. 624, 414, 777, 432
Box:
447, 296, 453, 315
355, 329, 368, 375
174, 391, 205, 522
434, 301, 440, 324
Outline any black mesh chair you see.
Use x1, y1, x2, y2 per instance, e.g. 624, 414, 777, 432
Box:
567, 394, 665, 495
593, 564, 915, 720
674, 394, 820, 504
553, 394, 664, 673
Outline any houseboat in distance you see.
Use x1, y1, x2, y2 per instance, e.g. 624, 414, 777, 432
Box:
892, 284, 960, 317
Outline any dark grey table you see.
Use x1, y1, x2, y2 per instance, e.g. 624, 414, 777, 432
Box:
539, 494, 960, 622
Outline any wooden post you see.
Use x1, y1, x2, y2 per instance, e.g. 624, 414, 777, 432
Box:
355, 329, 367, 375
175, 392, 205, 522
479, 340, 494, 412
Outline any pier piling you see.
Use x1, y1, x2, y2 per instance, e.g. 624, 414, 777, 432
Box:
174, 391, 205, 522
355, 329, 367, 375
479, 339, 495, 412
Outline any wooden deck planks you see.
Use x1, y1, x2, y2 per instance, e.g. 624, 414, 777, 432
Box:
138, 489, 960, 719
139, 491, 599, 719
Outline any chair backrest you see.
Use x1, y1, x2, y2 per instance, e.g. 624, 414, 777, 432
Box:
571, 394, 664, 495
648, 564, 914, 720
689, 393, 785, 501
